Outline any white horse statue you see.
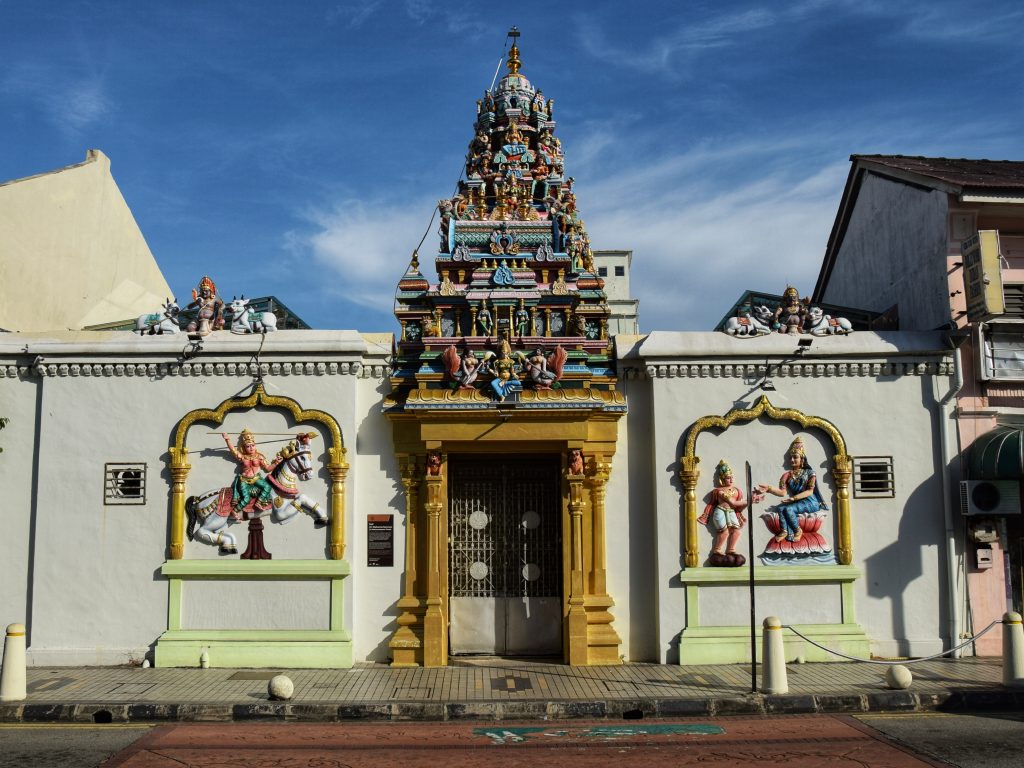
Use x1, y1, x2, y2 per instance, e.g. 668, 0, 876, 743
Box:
807, 306, 853, 335
723, 305, 773, 337
135, 299, 180, 335
186, 434, 327, 554
229, 297, 278, 334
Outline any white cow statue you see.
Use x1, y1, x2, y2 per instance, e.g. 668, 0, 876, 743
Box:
135, 299, 181, 335
807, 306, 853, 335
723, 305, 773, 337
229, 297, 278, 334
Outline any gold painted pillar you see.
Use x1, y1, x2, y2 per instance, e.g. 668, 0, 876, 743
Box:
422, 457, 447, 667
680, 456, 701, 568
168, 448, 191, 560
566, 467, 588, 664
391, 455, 424, 666
327, 451, 348, 560
584, 454, 621, 664
833, 454, 853, 565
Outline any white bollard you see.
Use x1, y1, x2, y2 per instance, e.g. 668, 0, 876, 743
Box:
1002, 611, 1024, 688
0, 623, 27, 702
761, 616, 788, 694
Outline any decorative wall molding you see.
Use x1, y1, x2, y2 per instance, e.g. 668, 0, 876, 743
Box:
627, 361, 952, 380
0, 361, 392, 379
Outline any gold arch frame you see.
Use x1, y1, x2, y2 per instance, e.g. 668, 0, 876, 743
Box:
679, 395, 852, 567
167, 383, 349, 560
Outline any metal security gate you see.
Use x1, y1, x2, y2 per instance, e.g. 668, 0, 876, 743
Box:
449, 456, 562, 655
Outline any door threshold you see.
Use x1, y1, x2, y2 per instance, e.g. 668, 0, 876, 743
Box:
450, 654, 564, 667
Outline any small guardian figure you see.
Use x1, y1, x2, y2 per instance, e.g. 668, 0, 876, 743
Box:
697, 459, 748, 567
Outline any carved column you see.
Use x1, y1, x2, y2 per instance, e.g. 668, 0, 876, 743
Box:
679, 456, 701, 568
433, 308, 443, 337
566, 468, 588, 664
529, 306, 537, 336
588, 456, 610, 595
833, 454, 852, 565
391, 455, 424, 666
168, 448, 191, 560
470, 307, 479, 335
422, 458, 446, 666
327, 449, 349, 560
544, 308, 552, 338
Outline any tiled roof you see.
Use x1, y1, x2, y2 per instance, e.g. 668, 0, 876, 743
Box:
854, 155, 1024, 189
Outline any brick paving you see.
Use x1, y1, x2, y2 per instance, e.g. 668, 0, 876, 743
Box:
1, 657, 1018, 722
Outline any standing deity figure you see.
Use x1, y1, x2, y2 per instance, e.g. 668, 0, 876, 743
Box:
754, 436, 834, 565
697, 459, 748, 567
186, 275, 225, 336
773, 286, 809, 335
221, 429, 275, 520
477, 303, 493, 336
514, 299, 531, 337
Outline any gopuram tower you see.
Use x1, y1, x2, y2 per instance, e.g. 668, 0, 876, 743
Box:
387, 33, 625, 667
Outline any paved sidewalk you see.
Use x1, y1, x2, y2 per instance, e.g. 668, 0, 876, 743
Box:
1, 657, 1020, 722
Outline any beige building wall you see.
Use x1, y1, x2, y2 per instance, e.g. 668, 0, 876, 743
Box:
0, 150, 172, 332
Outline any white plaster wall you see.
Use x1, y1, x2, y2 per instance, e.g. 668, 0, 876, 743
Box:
351, 334, 402, 663
821, 172, 951, 330
630, 331, 953, 662
0, 372, 39, 634
0, 330, 389, 665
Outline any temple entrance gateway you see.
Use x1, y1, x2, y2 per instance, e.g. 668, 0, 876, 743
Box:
448, 456, 562, 655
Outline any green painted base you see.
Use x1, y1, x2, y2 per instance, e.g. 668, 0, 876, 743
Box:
678, 565, 870, 665
678, 622, 871, 665
155, 629, 353, 668
157, 559, 352, 669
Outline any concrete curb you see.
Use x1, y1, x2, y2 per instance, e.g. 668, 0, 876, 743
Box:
1, 690, 1022, 723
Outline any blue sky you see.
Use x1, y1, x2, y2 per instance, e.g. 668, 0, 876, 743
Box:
4, 1, 1024, 332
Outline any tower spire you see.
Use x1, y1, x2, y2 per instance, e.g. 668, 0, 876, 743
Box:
506, 26, 522, 74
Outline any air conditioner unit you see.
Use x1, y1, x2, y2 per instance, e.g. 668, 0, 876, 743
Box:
960, 480, 1021, 516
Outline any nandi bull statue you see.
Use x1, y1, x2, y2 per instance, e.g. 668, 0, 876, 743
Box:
186, 430, 327, 555
229, 296, 278, 334
723, 305, 773, 337
135, 299, 181, 335
807, 306, 853, 335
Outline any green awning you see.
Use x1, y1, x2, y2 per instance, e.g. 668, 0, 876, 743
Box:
969, 425, 1024, 480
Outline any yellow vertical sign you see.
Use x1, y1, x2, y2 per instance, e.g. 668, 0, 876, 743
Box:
962, 230, 1005, 321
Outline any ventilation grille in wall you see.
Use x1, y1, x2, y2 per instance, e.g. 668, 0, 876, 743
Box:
105, 463, 147, 505
853, 456, 895, 498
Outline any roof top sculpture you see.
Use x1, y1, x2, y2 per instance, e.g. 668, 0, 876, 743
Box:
389, 33, 622, 412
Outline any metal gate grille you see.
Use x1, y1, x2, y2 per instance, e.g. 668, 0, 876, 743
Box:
449, 457, 561, 599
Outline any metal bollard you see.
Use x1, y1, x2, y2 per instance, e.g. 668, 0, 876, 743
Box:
761, 616, 788, 694
0, 623, 27, 702
1003, 611, 1024, 688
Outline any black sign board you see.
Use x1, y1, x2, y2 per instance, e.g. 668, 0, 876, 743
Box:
367, 514, 394, 567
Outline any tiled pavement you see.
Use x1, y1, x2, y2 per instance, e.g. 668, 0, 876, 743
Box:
2, 657, 1020, 722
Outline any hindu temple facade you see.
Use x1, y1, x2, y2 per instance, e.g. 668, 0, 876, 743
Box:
387, 42, 625, 666
0, 35, 984, 671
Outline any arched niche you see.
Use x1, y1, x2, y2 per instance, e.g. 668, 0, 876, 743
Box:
679, 395, 852, 567
166, 383, 348, 560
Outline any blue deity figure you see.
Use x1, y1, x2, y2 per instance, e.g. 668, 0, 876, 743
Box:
755, 436, 827, 543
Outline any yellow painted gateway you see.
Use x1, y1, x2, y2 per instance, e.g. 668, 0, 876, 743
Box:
386, 33, 626, 667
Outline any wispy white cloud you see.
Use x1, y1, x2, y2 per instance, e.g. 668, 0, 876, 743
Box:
2, 62, 112, 133
326, 1, 384, 28
288, 197, 437, 315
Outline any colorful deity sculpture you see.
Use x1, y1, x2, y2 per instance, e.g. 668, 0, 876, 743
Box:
568, 448, 585, 475
443, 345, 488, 390
754, 436, 835, 565
489, 337, 523, 402
186, 276, 225, 336
221, 429, 275, 520
773, 286, 809, 335
186, 432, 327, 556
697, 459, 748, 567
514, 299, 531, 337
521, 346, 566, 390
